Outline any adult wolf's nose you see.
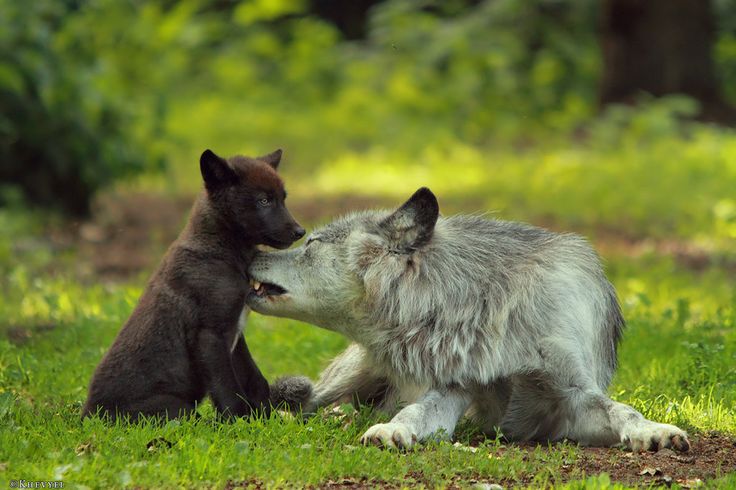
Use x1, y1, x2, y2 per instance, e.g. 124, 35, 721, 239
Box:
292, 226, 306, 240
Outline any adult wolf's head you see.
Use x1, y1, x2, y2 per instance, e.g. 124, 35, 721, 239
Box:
246, 188, 440, 337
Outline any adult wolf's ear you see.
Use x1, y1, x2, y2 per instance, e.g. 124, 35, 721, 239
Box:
257, 149, 283, 170
200, 149, 237, 190
381, 187, 439, 249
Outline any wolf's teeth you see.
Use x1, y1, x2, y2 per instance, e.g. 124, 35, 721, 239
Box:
253, 281, 261, 290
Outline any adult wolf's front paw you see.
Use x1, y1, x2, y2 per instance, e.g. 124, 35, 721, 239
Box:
623, 421, 690, 452
361, 422, 417, 449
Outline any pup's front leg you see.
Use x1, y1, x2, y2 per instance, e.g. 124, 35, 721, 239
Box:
361, 388, 471, 449
231, 335, 270, 413
198, 329, 252, 418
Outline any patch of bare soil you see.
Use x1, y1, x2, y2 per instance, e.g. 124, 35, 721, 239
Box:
224, 479, 265, 489
74, 192, 194, 279
221, 435, 735, 488
52, 192, 390, 280
590, 227, 736, 274
5, 323, 56, 346
488, 433, 736, 488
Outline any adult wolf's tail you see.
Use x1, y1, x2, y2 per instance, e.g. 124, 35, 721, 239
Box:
270, 376, 314, 412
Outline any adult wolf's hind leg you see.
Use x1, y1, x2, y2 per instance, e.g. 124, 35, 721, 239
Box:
466, 378, 512, 437
499, 372, 571, 443
500, 372, 689, 451
570, 395, 690, 452
521, 385, 689, 451
309, 343, 390, 411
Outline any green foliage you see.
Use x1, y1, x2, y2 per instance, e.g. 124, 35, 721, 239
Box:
3, 0, 736, 220
0, 0, 163, 215
139, 2, 736, 257
715, 0, 736, 103
282, 98, 736, 250
0, 0, 601, 191
162, 0, 601, 170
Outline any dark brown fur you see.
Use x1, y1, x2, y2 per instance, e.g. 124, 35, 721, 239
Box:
82, 149, 304, 421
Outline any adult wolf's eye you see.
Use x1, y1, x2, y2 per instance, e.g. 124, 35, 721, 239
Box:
258, 198, 271, 207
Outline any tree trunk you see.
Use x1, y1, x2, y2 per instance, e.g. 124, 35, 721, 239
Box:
599, 0, 736, 125
309, 0, 384, 40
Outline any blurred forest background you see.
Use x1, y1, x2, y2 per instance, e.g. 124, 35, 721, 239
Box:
1, 0, 735, 233
0, 0, 735, 311
1, 2, 736, 486
0, 0, 735, 298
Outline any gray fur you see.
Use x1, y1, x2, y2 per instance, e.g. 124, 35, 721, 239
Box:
247, 188, 689, 452
269, 376, 314, 410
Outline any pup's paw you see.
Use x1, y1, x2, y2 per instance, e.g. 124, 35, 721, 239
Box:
623, 421, 690, 452
361, 422, 417, 450
270, 376, 314, 412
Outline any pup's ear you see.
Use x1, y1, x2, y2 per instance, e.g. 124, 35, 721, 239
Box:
257, 149, 283, 170
380, 187, 439, 249
200, 149, 236, 190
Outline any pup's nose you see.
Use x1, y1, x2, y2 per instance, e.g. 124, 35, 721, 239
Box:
292, 226, 306, 240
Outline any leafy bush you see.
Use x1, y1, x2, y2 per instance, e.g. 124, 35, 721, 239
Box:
0, 0, 159, 216
2, 0, 735, 219
163, 0, 601, 167
293, 97, 736, 246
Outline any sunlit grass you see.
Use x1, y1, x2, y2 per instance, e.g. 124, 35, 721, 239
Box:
1, 244, 734, 487
1, 172, 734, 487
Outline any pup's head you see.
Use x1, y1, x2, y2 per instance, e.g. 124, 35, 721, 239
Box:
247, 188, 440, 338
200, 149, 304, 249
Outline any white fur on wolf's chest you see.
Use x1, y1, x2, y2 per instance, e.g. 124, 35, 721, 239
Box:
231, 307, 250, 352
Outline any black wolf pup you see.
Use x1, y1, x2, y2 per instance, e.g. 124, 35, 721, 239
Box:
83, 149, 306, 420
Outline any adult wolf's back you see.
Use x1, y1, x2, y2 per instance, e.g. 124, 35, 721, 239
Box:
247, 188, 689, 452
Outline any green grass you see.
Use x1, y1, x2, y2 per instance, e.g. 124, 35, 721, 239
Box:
4, 2, 736, 486
0, 208, 735, 488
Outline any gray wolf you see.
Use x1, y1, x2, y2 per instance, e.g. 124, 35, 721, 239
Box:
83, 149, 309, 420
247, 187, 689, 451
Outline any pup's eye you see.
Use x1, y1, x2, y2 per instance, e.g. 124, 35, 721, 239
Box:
258, 198, 271, 207
306, 236, 319, 246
